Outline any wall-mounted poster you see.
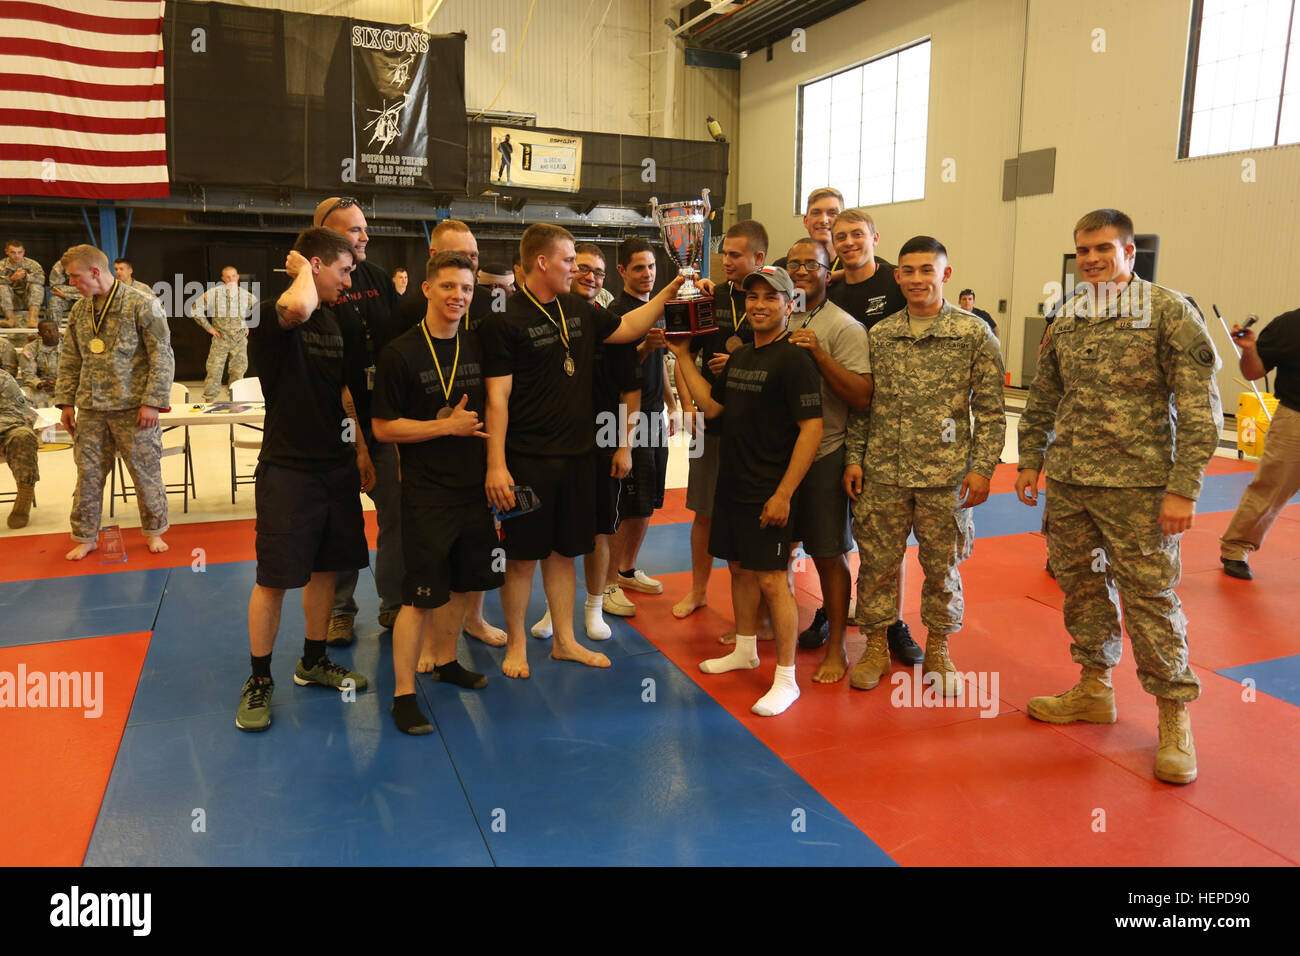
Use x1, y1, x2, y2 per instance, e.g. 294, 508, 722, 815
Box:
490, 127, 582, 192
352, 20, 433, 187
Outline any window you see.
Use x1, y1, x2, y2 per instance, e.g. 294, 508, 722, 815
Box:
1180, 0, 1300, 157
795, 38, 931, 212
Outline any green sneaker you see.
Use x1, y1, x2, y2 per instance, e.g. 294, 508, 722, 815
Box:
294, 655, 369, 692
236, 676, 275, 732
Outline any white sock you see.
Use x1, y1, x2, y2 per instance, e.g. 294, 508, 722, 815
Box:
530, 607, 553, 639
584, 592, 611, 640
752, 664, 800, 716
700, 634, 759, 674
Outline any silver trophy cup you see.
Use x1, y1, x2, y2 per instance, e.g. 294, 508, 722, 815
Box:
649, 188, 716, 336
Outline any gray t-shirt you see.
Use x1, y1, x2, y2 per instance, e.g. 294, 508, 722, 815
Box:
790, 297, 870, 459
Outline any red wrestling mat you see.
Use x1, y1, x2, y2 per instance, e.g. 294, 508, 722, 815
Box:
631, 531, 1299, 866
0, 512, 381, 584
0, 632, 151, 866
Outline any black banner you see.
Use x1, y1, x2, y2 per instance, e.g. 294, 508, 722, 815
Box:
164, 1, 466, 193
350, 21, 431, 188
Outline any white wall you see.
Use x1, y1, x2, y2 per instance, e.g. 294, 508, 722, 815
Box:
739, 0, 1300, 405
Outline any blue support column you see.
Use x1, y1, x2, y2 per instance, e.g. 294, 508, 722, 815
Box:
120, 207, 135, 257
80, 208, 98, 246
97, 202, 120, 262
420, 220, 431, 246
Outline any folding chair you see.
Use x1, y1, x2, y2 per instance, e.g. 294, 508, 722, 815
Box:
229, 376, 263, 503
111, 381, 196, 514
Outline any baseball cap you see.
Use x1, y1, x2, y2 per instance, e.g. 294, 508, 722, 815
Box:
741, 265, 795, 298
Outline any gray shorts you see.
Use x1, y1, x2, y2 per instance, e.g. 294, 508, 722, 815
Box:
685, 432, 721, 516
791, 446, 853, 558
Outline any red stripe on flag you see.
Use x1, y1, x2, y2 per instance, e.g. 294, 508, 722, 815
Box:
0, 143, 166, 166
0, 37, 162, 69
0, 73, 164, 103
0, 178, 171, 200
0, 2, 162, 36
3, 108, 165, 136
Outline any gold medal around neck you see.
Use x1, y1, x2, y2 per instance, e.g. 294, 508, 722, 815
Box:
436, 406, 453, 420
725, 335, 743, 353
563, 354, 575, 377
89, 338, 106, 354
88, 279, 119, 356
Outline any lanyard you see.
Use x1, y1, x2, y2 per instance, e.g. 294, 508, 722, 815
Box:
520, 284, 569, 349
729, 282, 748, 334
796, 300, 827, 330
420, 320, 460, 404
91, 280, 119, 338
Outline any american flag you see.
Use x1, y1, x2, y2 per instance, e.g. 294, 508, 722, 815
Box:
0, 0, 168, 199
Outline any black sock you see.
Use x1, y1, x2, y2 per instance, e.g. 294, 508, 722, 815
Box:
250, 653, 272, 680
434, 660, 488, 690
619, 569, 635, 577
302, 639, 326, 668
391, 693, 433, 735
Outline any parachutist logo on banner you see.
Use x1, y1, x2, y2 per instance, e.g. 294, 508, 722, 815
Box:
365, 97, 407, 154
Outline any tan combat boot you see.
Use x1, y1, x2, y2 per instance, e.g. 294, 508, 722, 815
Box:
7, 483, 34, 528
1155, 697, 1197, 784
1027, 666, 1116, 723
923, 632, 962, 698
849, 629, 891, 690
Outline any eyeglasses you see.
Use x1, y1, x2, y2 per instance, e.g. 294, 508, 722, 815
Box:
318, 197, 358, 225
575, 263, 606, 280
785, 259, 827, 273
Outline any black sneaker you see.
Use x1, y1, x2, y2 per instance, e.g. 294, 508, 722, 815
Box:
798, 607, 829, 649
887, 620, 924, 665
1221, 557, 1253, 580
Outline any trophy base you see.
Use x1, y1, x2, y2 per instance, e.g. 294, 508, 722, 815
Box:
664, 296, 716, 337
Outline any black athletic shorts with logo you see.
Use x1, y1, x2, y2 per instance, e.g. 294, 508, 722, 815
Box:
620, 443, 668, 519
402, 492, 504, 609
254, 460, 370, 589
594, 454, 622, 536
708, 494, 797, 572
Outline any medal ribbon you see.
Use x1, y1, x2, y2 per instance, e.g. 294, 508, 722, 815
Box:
729, 282, 748, 335
91, 279, 119, 339
520, 284, 569, 349
420, 320, 460, 405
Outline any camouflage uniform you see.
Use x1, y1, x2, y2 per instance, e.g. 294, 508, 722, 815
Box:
0, 370, 39, 487
1018, 278, 1223, 701
46, 262, 83, 328
54, 282, 175, 542
845, 302, 1005, 633
190, 282, 257, 401
0, 337, 16, 377
20, 339, 61, 407
0, 255, 45, 323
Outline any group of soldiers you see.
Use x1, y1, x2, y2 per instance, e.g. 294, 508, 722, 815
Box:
1, 192, 1228, 786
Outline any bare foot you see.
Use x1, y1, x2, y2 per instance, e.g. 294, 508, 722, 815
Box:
463, 617, 507, 647
718, 630, 775, 645
66, 541, 98, 560
672, 591, 708, 619
812, 648, 849, 683
502, 649, 531, 679
146, 535, 169, 553
551, 640, 611, 668
417, 649, 437, 673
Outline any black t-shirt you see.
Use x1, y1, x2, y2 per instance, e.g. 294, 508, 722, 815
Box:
329, 259, 399, 435
972, 307, 997, 332
827, 260, 906, 331
711, 335, 823, 504
1257, 308, 1300, 412
372, 322, 487, 495
593, 336, 639, 458
611, 289, 665, 415
248, 298, 360, 471
478, 288, 622, 457
688, 281, 754, 437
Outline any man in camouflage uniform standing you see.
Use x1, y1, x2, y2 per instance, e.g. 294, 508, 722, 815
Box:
1016, 208, 1222, 785
0, 368, 39, 528
55, 244, 175, 560
843, 236, 1005, 695
1, 240, 45, 328
113, 259, 154, 298
20, 319, 61, 406
47, 259, 83, 328
190, 265, 258, 401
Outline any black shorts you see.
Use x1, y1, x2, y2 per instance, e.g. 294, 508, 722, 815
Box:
594, 454, 622, 536
708, 495, 796, 573
790, 448, 853, 558
254, 459, 369, 589
620, 442, 668, 519
401, 492, 504, 608
501, 452, 596, 560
